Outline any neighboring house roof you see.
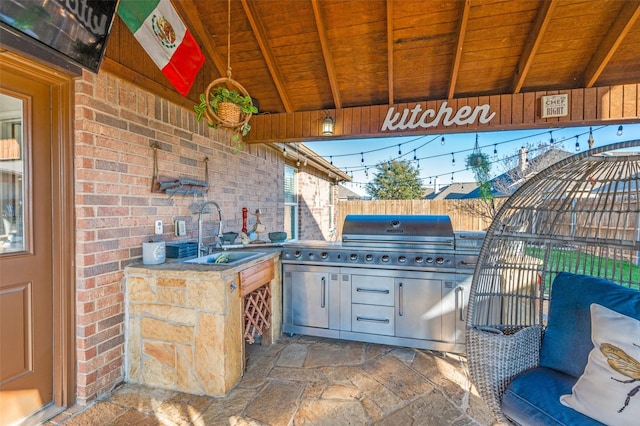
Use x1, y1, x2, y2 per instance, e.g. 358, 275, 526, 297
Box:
338, 184, 365, 200
464, 148, 573, 199
424, 182, 479, 200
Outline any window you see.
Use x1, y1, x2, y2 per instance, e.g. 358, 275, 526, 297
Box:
284, 165, 298, 240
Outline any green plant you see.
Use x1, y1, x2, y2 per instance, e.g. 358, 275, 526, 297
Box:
194, 88, 258, 152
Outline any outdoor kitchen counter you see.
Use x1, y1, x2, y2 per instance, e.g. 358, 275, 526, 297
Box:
123, 249, 282, 397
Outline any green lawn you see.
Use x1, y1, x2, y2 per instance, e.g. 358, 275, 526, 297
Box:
525, 246, 640, 290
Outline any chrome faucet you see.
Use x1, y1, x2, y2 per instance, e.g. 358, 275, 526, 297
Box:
197, 200, 223, 256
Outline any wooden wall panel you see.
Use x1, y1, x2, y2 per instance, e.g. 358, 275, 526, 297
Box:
245, 85, 640, 144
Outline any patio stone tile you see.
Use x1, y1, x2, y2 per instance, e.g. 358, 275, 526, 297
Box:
363, 355, 435, 400
363, 343, 394, 362
372, 389, 463, 426
275, 342, 309, 367
268, 366, 326, 383
303, 340, 365, 367
52, 337, 495, 426
57, 401, 126, 426
302, 381, 327, 399
107, 384, 177, 412
154, 392, 212, 425
293, 399, 368, 425
111, 408, 165, 425
199, 387, 258, 425
243, 380, 305, 425
321, 384, 361, 400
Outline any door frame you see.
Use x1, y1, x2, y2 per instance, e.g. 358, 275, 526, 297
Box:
0, 51, 76, 415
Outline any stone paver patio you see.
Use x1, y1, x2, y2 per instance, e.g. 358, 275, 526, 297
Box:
48, 335, 495, 425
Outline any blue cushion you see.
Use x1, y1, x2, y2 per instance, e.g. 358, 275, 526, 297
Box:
539, 272, 640, 378
502, 367, 604, 426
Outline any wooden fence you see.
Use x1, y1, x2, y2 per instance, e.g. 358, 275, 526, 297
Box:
336, 199, 500, 235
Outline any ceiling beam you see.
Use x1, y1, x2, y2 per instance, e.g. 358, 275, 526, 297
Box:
173, 0, 226, 78
511, 0, 556, 94
583, 0, 640, 88
386, 0, 394, 105
311, 0, 341, 109
447, 0, 470, 100
241, 0, 294, 112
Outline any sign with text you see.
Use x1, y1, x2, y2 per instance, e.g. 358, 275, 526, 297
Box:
540, 94, 568, 118
381, 102, 496, 132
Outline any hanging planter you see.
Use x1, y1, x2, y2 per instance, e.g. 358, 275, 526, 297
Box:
195, 77, 258, 144
193, 0, 258, 151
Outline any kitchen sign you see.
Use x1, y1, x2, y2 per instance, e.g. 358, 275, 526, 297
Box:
381, 101, 496, 132
540, 94, 568, 118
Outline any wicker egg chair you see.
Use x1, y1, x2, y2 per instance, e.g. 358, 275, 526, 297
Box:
465, 140, 640, 423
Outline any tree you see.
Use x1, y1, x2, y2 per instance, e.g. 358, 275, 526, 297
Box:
366, 160, 425, 200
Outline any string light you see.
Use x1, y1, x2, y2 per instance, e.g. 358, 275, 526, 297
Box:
493, 144, 498, 156
588, 127, 594, 149
575, 136, 580, 151
451, 153, 455, 166
413, 149, 417, 161
312, 126, 614, 185
441, 136, 445, 145
283, 146, 287, 157
451, 172, 454, 182
387, 161, 391, 171
617, 125, 623, 136
549, 131, 554, 146
398, 144, 402, 155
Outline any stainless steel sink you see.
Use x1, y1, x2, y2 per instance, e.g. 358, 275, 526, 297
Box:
183, 251, 264, 265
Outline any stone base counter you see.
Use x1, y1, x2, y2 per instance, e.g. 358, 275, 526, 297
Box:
124, 251, 281, 396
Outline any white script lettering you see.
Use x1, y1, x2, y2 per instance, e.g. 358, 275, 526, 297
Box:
381, 102, 496, 131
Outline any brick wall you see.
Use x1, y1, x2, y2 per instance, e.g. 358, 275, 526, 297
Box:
296, 166, 338, 241
73, 70, 287, 403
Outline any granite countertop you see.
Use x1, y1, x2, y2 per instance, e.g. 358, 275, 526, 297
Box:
126, 246, 282, 273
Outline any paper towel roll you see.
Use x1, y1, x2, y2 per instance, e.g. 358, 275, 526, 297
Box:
143, 241, 166, 265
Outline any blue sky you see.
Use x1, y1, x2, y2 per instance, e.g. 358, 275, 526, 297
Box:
305, 123, 640, 196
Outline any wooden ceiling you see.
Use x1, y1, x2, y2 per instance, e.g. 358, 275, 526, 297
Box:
104, 0, 640, 141
175, 0, 640, 112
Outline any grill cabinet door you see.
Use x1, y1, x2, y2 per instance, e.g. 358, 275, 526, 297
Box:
395, 277, 442, 341
291, 271, 330, 329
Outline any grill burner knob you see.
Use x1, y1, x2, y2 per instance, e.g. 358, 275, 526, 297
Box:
415, 256, 424, 264
294, 251, 302, 258
398, 255, 407, 263
436, 257, 445, 264
321, 252, 329, 259
365, 254, 374, 262
381, 255, 390, 263
426, 257, 434, 263
349, 253, 358, 261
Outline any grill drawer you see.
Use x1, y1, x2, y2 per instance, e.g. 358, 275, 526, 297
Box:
351, 275, 394, 306
351, 304, 394, 336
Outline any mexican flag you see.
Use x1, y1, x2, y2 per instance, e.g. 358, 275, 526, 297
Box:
118, 0, 204, 96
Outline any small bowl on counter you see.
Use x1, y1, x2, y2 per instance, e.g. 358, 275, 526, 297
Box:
268, 231, 287, 243
220, 232, 239, 245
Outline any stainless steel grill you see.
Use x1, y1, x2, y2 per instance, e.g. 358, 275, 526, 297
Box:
282, 215, 485, 354
283, 215, 483, 272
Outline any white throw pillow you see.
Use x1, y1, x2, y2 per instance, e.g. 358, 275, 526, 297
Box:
560, 303, 640, 426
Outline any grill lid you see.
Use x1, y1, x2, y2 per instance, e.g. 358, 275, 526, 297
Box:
341, 215, 454, 247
